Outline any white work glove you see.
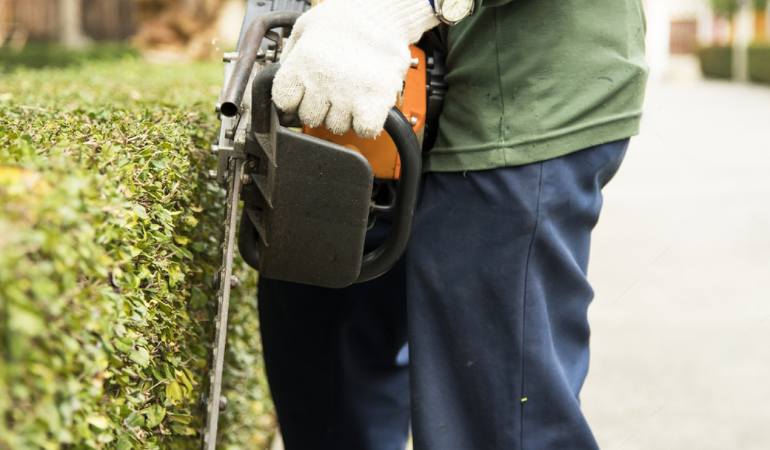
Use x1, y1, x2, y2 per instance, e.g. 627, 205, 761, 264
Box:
272, 0, 438, 138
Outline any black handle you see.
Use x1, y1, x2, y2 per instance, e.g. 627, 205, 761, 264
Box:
356, 109, 422, 283
248, 64, 422, 284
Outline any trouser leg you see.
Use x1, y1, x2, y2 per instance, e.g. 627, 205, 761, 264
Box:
258, 254, 410, 450
407, 140, 628, 450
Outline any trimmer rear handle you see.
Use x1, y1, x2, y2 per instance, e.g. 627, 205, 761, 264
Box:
357, 108, 421, 282
242, 63, 422, 285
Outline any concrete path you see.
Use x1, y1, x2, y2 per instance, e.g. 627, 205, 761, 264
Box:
583, 74, 770, 449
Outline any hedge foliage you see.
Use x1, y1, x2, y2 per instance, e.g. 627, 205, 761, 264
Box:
749, 44, 770, 84
698, 46, 734, 79
0, 55, 274, 448
0, 43, 138, 73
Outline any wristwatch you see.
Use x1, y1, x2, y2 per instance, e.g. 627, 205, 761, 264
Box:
433, 0, 474, 25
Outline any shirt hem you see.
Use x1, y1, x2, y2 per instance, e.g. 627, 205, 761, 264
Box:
424, 116, 642, 172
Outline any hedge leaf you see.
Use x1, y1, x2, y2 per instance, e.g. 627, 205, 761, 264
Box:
1, 56, 275, 449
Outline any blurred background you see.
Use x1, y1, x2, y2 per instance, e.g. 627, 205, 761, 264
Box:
1, 0, 769, 449
0, 0, 248, 61
586, 2, 770, 450
1, 0, 769, 76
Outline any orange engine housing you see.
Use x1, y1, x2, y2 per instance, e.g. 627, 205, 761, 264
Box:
303, 46, 426, 180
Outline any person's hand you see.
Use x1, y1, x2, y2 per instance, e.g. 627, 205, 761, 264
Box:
272, 0, 438, 138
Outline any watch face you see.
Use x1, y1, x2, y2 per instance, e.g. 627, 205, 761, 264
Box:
440, 0, 473, 23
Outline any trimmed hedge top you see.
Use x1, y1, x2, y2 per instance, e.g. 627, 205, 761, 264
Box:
1, 56, 273, 448
698, 46, 733, 80
749, 44, 770, 84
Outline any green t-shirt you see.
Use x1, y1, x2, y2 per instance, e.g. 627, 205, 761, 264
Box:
427, 0, 648, 171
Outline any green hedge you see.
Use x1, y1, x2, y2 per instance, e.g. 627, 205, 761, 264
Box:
698, 46, 734, 79
0, 43, 138, 72
749, 44, 770, 84
0, 58, 274, 448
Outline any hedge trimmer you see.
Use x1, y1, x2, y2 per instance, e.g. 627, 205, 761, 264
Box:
204, 0, 445, 446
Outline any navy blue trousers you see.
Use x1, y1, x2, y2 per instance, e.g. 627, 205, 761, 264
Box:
258, 140, 628, 450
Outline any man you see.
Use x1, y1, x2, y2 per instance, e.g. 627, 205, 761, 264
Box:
259, 0, 648, 448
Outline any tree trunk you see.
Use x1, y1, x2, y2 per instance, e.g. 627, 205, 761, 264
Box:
0, 0, 12, 42
729, 16, 736, 44
59, 0, 89, 48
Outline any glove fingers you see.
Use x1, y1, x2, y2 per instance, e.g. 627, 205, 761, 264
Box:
298, 90, 330, 128
272, 68, 305, 113
352, 97, 393, 139
324, 102, 353, 135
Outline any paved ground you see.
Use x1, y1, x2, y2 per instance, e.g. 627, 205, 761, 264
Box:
583, 66, 770, 449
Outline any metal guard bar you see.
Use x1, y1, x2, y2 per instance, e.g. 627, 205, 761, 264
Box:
219, 11, 301, 117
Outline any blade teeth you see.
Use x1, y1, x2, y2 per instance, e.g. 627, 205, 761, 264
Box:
204, 159, 244, 448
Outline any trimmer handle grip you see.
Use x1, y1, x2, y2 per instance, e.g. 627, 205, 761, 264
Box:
246, 59, 422, 286
357, 108, 422, 283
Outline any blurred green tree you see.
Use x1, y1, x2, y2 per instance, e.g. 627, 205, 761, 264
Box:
709, 0, 741, 44
710, 0, 740, 18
